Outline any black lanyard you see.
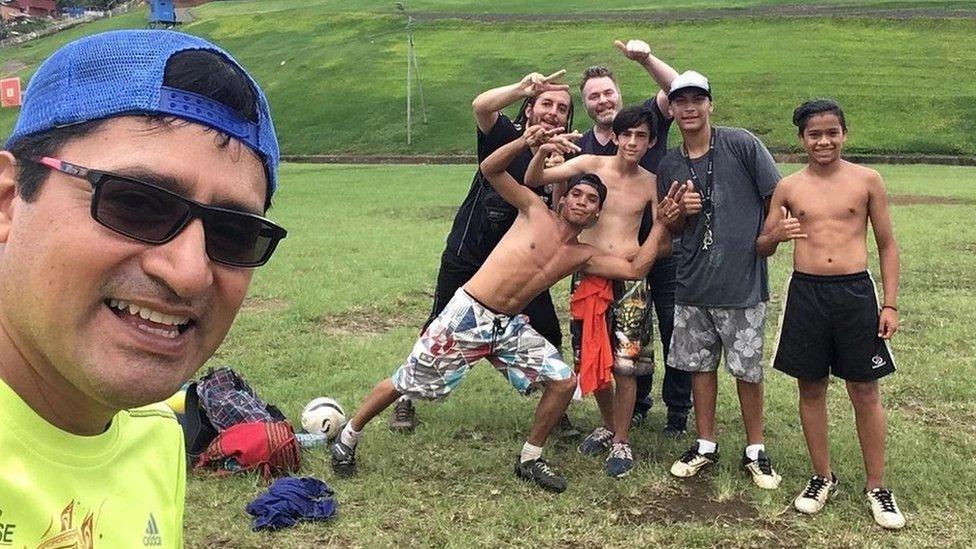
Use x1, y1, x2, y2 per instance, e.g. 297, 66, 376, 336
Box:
681, 128, 716, 250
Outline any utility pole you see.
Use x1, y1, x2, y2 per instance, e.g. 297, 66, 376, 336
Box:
396, 2, 427, 145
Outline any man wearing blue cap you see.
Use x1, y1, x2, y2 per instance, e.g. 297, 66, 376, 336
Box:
0, 30, 284, 547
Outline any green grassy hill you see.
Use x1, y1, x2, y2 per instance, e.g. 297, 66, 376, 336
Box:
2, 1, 975, 156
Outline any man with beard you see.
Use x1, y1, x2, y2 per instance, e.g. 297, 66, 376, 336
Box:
389, 71, 575, 432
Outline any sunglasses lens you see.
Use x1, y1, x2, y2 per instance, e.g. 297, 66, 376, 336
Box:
204, 209, 283, 267
95, 177, 189, 242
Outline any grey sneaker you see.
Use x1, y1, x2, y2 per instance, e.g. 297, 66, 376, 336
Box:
389, 398, 418, 432
514, 456, 567, 493
329, 440, 357, 477
578, 427, 614, 456
605, 442, 635, 478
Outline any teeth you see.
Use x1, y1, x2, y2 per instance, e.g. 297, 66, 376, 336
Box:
108, 299, 190, 327
137, 324, 178, 339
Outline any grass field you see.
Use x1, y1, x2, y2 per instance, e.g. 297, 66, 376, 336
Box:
181, 162, 976, 548
2, 3, 976, 156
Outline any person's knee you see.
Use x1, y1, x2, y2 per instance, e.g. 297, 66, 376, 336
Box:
798, 378, 829, 401
846, 380, 880, 406
548, 374, 577, 395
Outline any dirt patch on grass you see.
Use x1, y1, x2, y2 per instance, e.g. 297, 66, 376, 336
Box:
240, 296, 289, 313
613, 476, 759, 526
2, 59, 27, 75
370, 204, 458, 221
889, 194, 976, 206
893, 398, 976, 436
316, 292, 430, 336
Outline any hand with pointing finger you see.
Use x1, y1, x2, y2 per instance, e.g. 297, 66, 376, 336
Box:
518, 70, 570, 98
613, 39, 651, 63
771, 206, 808, 242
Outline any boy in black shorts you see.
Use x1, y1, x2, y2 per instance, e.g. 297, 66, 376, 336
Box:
757, 99, 904, 529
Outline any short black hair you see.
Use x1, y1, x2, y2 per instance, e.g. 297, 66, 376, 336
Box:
8, 49, 269, 209
568, 173, 607, 208
793, 98, 847, 135
611, 104, 656, 137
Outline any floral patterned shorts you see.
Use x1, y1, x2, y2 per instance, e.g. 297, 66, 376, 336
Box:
668, 302, 767, 383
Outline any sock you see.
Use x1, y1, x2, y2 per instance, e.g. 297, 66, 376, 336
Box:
339, 421, 362, 449
520, 442, 543, 463
745, 443, 765, 461
696, 438, 717, 454
397, 395, 412, 403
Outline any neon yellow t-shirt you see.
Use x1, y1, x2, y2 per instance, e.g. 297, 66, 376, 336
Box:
0, 378, 185, 548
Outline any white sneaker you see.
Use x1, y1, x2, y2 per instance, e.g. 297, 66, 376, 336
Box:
741, 449, 782, 489
794, 473, 838, 514
670, 442, 719, 478
865, 488, 906, 530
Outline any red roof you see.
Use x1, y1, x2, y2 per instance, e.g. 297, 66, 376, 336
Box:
11, 0, 57, 13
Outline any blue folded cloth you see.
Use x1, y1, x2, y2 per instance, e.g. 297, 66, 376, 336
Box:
246, 477, 337, 531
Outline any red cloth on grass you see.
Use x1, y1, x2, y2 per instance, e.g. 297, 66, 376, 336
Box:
570, 274, 614, 395
195, 420, 301, 480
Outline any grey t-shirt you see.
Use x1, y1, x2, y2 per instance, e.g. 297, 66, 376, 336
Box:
656, 126, 780, 308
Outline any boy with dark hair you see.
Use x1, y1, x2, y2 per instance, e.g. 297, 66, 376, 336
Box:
525, 104, 660, 478
576, 41, 691, 437
331, 125, 679, 493
0, 30, 284, 546
758, 98, 904, 529
660, 71, 784, 491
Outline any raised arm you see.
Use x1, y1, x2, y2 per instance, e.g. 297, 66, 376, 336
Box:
472, 70, 569, 134
867, 170, 900, 339
524, 133, 585, 188
480, 126, 552, 212
614, 39, 679, 117
757, 181, 806, 257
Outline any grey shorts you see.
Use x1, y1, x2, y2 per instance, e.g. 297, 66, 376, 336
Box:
668, 302, 768, 383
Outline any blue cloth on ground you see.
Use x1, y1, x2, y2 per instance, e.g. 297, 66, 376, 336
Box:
246, 477, 337, 531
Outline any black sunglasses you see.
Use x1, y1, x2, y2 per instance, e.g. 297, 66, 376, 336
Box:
32, 157, 287, 267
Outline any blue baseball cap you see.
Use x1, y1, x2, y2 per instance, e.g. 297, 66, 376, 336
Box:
5, 30, 280, 196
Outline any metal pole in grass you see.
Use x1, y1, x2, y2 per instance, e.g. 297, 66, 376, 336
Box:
396, 2, 427, 145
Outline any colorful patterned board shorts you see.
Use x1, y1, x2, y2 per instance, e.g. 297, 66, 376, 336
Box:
570, 273, 654, 377
668, 302, 767, 383
391, 289, 574, 400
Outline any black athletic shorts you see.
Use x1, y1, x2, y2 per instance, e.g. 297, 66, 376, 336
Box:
773, 271, 895, 382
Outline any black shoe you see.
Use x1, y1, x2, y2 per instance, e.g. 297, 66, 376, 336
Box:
514, 456, 567, 493
554, 413, 581, 439
663, 412, 687, 439
389, 398, 418, 432
330, 440, 357, 477
630, 408, 648, 428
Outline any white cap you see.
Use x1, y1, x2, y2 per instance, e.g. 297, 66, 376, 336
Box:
668, 70, 711, 100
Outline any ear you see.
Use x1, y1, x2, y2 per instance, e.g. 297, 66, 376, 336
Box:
0, 152, 20, 244
611, 132, 619, 146
524, 101, 534, 121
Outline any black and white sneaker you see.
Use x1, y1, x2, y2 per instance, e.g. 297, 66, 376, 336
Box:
741, 449, 782, 489
514, 456, 567, 493
794, 473, 838, 514
330, 440, 357, 477
578, 426, 614, 456
670, 442, 719, 478
865, 487, 906, 529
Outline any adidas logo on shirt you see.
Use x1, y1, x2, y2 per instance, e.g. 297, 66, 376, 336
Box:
143, 513, 162, 547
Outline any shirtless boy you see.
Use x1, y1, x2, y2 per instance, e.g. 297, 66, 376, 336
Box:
330, 125, 678, 493
757, 99, 904, 529
524, 105, 658, 478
